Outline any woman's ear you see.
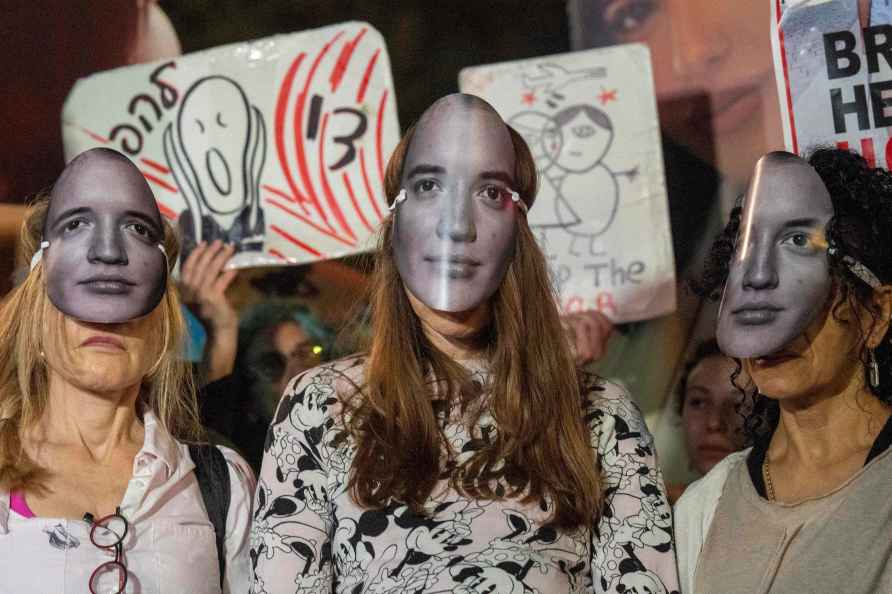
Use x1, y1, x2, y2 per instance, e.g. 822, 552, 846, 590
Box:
866, 285, 892, 349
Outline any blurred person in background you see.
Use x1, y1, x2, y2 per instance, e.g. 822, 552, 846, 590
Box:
666, 339, 748, 503
179, 241, 336, 470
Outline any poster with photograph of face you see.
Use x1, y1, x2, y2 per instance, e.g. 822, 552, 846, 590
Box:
62, 21, 400, 268
459, 44, 675, 323
772, 0, 892, 166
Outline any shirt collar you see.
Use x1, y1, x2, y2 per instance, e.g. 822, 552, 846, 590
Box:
135, 411, 182, 478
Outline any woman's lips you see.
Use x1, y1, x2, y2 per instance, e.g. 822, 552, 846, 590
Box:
80, 335, 125, 350
424, 256, 480, 279
79, 276, 135, 295
732, 305, 783, 325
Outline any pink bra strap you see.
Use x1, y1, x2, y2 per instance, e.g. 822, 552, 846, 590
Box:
9, 490, 35, 518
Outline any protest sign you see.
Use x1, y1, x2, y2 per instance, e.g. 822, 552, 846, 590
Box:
459, 44, 675, 323
772, 0, 892, 166
63, 22, 399, 268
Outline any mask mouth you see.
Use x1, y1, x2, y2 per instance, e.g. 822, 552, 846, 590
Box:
78, 275, 137, 295
730, 302, 783, 325
424, 255, 481, 266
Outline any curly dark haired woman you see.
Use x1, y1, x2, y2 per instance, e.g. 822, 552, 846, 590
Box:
675, 148, 892, 594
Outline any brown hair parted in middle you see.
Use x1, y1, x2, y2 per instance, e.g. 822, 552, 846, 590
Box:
339, 119, 602, 529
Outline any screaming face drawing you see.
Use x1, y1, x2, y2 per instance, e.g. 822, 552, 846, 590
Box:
163, 75, 267, 260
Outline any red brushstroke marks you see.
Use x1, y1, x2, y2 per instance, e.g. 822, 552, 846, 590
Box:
268, 248, 290, 262
142, 170, 178, 194
342, 172, 373, 233
776, 0, 799, 153
359, 148, 384, 221
318, 113, 357, 240
263, 183, 309, 207
140, 157, 170, 175
294, 31, 346, 230
156, 201, 177, 221
330, 27, 368, 93
266, 197, 357, 247
356, 49, 381, 103
375, 90, 388, 185
271, 224, 323, 258
66, 122, 109, 144
274, 52, 311, 216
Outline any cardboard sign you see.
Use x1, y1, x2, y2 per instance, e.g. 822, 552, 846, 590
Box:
459, 44, 675, 322
772, 0, 892, 166
63, 22, 399, 268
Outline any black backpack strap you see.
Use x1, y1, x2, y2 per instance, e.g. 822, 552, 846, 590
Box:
189, 443, 231, 589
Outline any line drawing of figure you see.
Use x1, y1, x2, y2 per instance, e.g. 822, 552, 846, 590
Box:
163, 75, 267, 261
43, 523, 80, 550
510, 64, 638, 257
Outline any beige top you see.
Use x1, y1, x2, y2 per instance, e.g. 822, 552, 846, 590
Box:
692, 447, 892, 594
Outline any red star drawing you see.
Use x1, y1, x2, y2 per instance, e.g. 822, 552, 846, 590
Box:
598, 88, 618, 105
521, 91, 536, 106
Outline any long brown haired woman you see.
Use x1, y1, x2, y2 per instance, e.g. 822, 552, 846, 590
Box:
0, 149, 254, 593
249, 95, 678, 594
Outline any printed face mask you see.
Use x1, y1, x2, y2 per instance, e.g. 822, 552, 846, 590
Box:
716, 154, 834, 358
40, 148, 167, 323
392, 95, 523, 313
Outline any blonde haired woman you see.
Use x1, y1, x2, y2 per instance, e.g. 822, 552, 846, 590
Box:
0, 148, 254, 593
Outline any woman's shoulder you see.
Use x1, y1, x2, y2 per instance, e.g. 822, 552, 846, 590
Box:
284, 353, 367, 396
580, 372, 650, 440
674, 449, 749, 592
268, 354, 367, 436
676, 450, 747, 516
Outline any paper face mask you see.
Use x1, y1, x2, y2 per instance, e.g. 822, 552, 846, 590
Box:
392, 95, 523, 313
716, 154, 834, 359
40, 148, 167, 323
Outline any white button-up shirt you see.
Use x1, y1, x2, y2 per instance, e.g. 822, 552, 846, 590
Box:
0, 412, 255, 593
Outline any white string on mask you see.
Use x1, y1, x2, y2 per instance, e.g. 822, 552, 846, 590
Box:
388, 188, 527, 213
828, 245, 882, 289
510, 191, 528, 214
29, 241, 50, 271
387, 189, 408, 211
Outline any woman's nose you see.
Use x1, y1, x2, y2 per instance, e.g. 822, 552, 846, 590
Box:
436, 192, 477, 242
741, 242, 778, 291
87, 227, 128, 265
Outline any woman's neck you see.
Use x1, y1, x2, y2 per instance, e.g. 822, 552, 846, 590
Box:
32, 375, 144, 464
407, 290, 490, 361
771, 383, 891, 470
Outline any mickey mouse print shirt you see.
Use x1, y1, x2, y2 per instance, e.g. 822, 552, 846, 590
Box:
249, 357, 680, 594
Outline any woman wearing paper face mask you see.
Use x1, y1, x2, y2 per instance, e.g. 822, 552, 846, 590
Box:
0, 148, 254, 594
250, 95, 678, 594
675, 148, 892, 594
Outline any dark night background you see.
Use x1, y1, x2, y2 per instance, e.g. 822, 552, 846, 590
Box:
162, 1, 570, 130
